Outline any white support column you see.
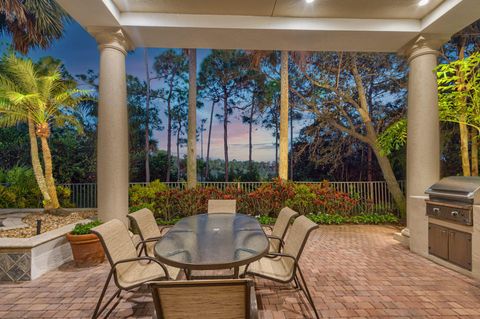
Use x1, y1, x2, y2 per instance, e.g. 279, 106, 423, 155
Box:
279, 50, 289, 180
404, 35, 442, 254
89, 27, 133, 224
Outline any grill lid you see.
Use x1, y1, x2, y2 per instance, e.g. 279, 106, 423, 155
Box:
426, 176, 480, 202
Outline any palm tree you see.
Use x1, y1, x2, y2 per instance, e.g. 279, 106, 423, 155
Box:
0, 54, 85, 209
0, 0, 70, 54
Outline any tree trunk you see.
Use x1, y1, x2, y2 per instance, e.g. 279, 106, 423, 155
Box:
28, 118, 51, 208
40, 135, 59, 209
472, 130, 479, 176
248, 96, 255, 172
460, 120, 471, 176
176, 126, 181, 182
223, 93, 229, 182
187, 48, 197, 189
371, 144, 406, 218
143, 48, 151, 183
279, 51, 289, 180
205, 100, 215, 180
166, 87, 173, 182
367, 146, 373, 181
458, 42, 471, 176
289, 105, 294, 180
350, 54, 405, 216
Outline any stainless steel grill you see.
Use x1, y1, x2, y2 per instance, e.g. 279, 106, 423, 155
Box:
425, 177, 476, 270
425, 176, 480, 226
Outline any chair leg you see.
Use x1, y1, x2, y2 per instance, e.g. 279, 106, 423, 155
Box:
92, 269, 122, 319
297, 267, 320, 319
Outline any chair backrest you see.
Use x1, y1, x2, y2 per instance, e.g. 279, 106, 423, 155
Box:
127, 208, 161, 241
283, 216, 318, 265
92, 219, 138, 278
272, 207, 299, 239
208, 199, 236, 214
149, 279, 256, 319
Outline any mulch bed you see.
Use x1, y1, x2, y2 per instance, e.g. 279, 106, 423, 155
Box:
0, 211, 96, 238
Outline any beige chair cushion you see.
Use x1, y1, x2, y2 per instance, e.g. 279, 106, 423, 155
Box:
245, 216, 318, 283
150, 279, 256, 319
244, 256, 293, 282
117, 260, 180, 288
269, 207, 299, 253
128, 208, 162, 240
208, 199, 236, 214
92, 219, 178, 289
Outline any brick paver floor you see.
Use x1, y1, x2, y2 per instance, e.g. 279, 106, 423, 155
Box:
2, 225, 480, 318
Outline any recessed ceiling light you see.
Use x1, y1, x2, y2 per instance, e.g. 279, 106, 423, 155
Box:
418, 0, 429, 6
305, 0, 315, 3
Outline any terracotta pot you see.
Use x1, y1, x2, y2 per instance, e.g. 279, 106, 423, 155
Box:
66, 233, 105, 267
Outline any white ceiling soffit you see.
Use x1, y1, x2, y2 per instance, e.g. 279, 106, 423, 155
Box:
56, 0, 480, 52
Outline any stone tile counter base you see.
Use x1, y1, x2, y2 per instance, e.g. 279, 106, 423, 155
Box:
0, 219, 91, 282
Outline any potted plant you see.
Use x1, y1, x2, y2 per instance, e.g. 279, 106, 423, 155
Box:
66, 220, 105, 267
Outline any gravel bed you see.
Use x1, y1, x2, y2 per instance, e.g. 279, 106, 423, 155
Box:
0, 211, 96, 238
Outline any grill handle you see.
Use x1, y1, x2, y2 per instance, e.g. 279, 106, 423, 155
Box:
425, 190, 474, 200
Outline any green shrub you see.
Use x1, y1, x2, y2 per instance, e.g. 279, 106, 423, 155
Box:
307, 212, 398, 225
0, 185, 17, 208
285, 184, 316, 215
307, 213, 347, 225
129, 180, 170, 218
70, 220, 102, 235
255, 215, 276, 225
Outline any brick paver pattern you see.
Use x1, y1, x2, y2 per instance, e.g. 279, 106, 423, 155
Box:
1, 225, 480, 318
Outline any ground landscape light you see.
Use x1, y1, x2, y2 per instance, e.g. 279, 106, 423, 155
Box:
418, 0, 430, 6
305, 0, 315, 3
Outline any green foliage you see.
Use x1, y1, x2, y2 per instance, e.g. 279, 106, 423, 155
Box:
437, 52, 480, 132
70, 220, 102, 235
0, 167, 73, 208
156, 216, 181, 226
129, 178, 362, 220
129, 180, 170, 218
378, 119, 407, 156
307, 212, 398, 225
255, 215, 276, 225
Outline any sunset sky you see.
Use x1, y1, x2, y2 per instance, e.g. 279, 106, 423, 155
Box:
1, 21, 310, 162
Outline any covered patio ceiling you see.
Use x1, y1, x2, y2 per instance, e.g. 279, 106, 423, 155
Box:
57, 0, 480, 52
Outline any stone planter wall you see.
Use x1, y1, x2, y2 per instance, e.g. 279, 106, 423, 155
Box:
0, 219, 91, 282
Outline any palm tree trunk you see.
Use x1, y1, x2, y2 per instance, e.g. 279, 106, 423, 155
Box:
223, 93, 229, 182
144, 48, 151, 183
472, 130, 479, 176
166, 90, 173, 182
187, 48, 197, 189
289, 105, 294, 180
176, 126, 181, 182
279, 50, 289, 180
40, 135, 59, 208
205, 100, 215, 180
28, 118, 51, 208
248, 96, 255, 171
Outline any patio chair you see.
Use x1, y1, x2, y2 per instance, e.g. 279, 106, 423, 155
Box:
208, 199, 236, 214
128, 208, 170, 257
263, 207, 299, 253
243, 216, 319, 319
91, 219, 179, 319
149, 279, 258, 319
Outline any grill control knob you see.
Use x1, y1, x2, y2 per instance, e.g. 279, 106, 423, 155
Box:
451, 211, 459, 217
433, 208, 440, 214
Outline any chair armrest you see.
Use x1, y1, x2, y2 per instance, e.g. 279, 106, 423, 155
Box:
112, 256, 171, 279
262, 225, 273, 234
266, 252, 297, 263
267, 235, 284, 246
135, 237, 162, 250
159, 225, 172, 235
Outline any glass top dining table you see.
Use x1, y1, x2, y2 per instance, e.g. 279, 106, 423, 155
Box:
154, 213, 269, 277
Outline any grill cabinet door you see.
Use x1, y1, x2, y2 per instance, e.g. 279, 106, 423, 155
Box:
428, 224, 449, 260
448, 230, 472, 270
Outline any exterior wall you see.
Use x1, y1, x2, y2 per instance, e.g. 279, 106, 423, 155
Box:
0, 220, 90, 282
411, 203, 480, 280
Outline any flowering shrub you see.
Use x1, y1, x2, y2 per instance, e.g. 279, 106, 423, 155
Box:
129, 178, 362, 219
